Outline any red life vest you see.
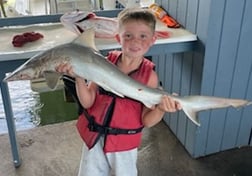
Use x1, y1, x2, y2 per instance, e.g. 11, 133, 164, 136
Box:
76, 50, 155, 152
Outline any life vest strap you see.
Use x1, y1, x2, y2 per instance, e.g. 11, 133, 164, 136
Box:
81, 86, 143, 136
87, 116, 143, 135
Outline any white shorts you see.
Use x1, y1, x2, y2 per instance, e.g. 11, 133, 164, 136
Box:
78, 137, 138, 176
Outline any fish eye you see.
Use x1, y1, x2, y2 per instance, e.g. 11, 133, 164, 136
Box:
20, 74, 27, 79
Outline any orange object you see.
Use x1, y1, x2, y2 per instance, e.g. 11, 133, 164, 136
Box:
161, 16, 180, 28
149, 3, 167, 19
149, 3, 180, 28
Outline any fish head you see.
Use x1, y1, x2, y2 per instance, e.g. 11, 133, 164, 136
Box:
4, 50, 55, 82
60, 10, 96, 34
4, 66, 37, 81
4, 27, 98, 89
4, 48, 65, 90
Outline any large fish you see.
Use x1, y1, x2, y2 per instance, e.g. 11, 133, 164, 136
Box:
4, 29, 251, 126
60, 10, 170, 39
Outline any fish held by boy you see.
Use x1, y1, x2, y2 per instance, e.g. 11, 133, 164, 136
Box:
60, 10, 170, 39
4, 29, 252, 126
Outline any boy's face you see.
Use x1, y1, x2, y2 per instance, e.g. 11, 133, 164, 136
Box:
116, 20, 156, 59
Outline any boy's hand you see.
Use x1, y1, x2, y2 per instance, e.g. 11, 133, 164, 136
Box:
55, 63, 76, 78
156, 95, 181, 112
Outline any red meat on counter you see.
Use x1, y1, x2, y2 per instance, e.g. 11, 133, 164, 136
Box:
12, 32, 44, 47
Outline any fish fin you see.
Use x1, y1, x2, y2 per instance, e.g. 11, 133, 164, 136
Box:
73, 27, 98, 51
43, 71, 62, 90
182, 105, 200, 126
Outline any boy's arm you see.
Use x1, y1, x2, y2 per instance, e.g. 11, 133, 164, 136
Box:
55, 63, 97, 109
75, 78, 97, 109
141, 70, 180, 128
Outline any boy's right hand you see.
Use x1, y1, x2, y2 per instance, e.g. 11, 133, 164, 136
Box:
55, 63, 76, 78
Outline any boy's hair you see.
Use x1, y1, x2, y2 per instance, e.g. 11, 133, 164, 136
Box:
117, 8, 156, 33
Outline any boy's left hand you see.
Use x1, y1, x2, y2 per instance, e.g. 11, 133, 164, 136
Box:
156, 95, 181, 112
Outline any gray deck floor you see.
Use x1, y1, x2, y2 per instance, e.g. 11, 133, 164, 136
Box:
0, 120, 251, 176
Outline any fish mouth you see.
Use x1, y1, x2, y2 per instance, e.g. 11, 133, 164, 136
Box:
3, 76, 15, 82
76, 25, 84, 33
75, 13, 96, 33
76, 13, 95, 23
4, 73, 32, 82
76, 15, 89, 23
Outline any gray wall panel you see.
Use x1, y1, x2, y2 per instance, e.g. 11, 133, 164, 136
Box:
201, 0, 252, 155
158, 0, 207, 156
158, 0, 251, 157
205, 0, 245, 154
221, 0, 249, 150
196, 0, 224, 157
170, 54, 183, 134
230, 0, 252, 147
186, 0, 199, 33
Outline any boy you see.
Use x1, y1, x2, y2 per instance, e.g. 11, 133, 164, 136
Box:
57, 8, 180, 176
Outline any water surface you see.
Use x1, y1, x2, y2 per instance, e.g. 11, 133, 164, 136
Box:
0, 80, 42, 134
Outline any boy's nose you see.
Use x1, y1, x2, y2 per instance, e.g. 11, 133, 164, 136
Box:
131, 37, 141, 43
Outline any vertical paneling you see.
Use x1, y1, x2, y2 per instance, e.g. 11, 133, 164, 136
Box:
194, 0, 225, 156
168, 54, 181, 133
177, 53, 192, 144
235, 0, 252, 147
183, 0, 204, 155
157, 0, 251, 157
205, 0, 245, 154
157, 0, 207, 156
238, 65, 252, 146
167, 0, 178, 19
220, 0, 249, 150
198, 0, 252, 156
196, 0, 211, 44
231, 0, 252, 147
163, 54, 176, 127
185, 0, 199, 33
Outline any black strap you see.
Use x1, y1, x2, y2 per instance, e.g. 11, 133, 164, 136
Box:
87, 117, 143, 135
83, 104, 143, 135
62, 75, 84, 115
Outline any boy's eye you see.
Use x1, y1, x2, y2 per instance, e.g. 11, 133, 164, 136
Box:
140, 34, 147, 39
122, 33, 151, 40
124, 34, 132, 39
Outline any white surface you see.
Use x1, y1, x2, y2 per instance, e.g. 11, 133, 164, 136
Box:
118, 0, 155, 7
103, 0, 116, 10
0, 23, 77, 61
0, 20, 197, 61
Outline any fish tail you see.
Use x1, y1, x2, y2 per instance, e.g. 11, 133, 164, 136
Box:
225, 99, 250, 108
247, 101, 252, 106
181, 105, 200, 126
180, 98, 252, 126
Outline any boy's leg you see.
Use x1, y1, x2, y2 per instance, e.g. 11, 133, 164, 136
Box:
106, 148, 138, 176
78, 138, 110, 176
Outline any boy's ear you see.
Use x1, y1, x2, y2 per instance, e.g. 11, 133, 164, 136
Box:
151, 35, 157, 45
115, 34, 121, 43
